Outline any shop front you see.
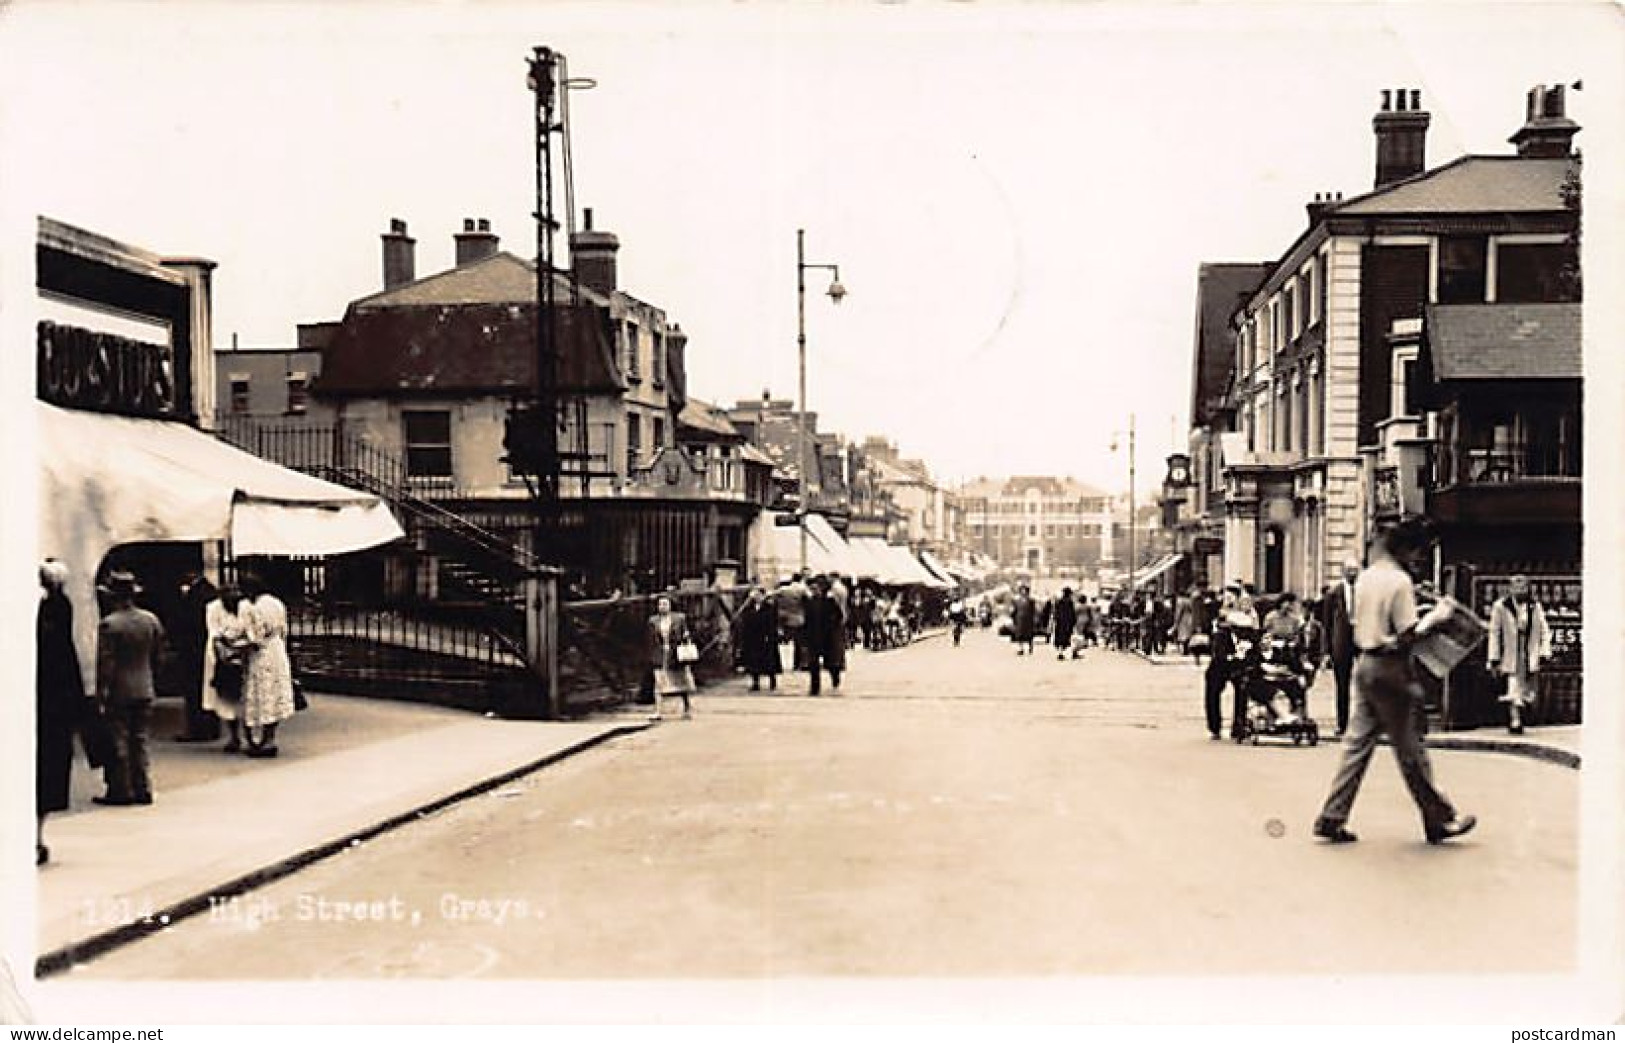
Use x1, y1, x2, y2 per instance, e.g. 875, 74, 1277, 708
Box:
35, 218, 403, 690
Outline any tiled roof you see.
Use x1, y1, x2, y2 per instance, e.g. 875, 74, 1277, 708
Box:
314, 302, 623, 396
957, 476, 1108, 499
1192, 263, 1270, 422
677, 397, 741, 440
1427, 303, 1581, 381
349, 252, 610, 310
1334, 156, 1575, 216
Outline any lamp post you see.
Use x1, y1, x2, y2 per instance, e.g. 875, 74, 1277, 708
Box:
796, 228, 846, 574
1111, 413, 1137, 593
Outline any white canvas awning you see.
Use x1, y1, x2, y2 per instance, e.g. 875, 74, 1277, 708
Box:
918, 550, 959, 588
1130, 553, 1184, 588
39, 401, 405, 683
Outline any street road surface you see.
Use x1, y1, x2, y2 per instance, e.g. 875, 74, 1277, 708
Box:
78, 628, 1576, 979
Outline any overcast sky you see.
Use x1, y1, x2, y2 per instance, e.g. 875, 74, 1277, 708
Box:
4, 1, 1619, 495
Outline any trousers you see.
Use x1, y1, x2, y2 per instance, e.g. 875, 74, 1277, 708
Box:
1316, 653, 1456, 836
105, 701, 154, 801
1331, 655, 1354, 732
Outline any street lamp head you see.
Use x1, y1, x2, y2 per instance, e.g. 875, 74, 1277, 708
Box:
826, 279, 847, 305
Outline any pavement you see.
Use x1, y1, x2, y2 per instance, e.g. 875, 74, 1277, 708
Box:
34, 694, 650, 975
50, 630, 1582, 1004
32, 629, 1581, 982
1131, 645, 1583, 767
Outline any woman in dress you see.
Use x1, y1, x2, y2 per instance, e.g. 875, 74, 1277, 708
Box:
203, 585, 251, 753
239, 573, 296, 757
1488, 575, 1553, 735
647, 594, 695, 720
734, 586, 781, 692
37, 560, 85, 866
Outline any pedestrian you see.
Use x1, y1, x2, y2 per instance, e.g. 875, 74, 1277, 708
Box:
802, 575, 847, 695
1010, 584, 1038, 655
93, 570, 164, 806
778, 574, 808, 670
1201, 611, 1236, 741
1319, 558, 1360, 738
239, 573, 296, 758
1487, 575, 1552, 736
1051, 587, 1077, 660
203, 585, 251, 752
37, 560, 87, 864
734, 586, 782, 692
1173, 586, 1197, 655
171, 569, 220, 743
647, 594, 696, 720
1311, 519, 1476, 845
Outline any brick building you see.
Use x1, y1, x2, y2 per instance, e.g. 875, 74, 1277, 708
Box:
959, 476, 1114, 576
1214, 85, 1580, 599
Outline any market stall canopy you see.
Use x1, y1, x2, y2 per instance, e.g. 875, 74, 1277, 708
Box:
800, 513, 867, 579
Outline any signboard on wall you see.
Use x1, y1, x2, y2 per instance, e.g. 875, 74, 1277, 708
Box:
1470, 574, 1582, 671
35, 295, 178, 419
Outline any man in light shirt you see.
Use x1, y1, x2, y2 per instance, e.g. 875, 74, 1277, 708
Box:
1312, 518, 1476, 845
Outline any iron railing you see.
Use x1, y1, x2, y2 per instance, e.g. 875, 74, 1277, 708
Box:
558, 589, 743, 711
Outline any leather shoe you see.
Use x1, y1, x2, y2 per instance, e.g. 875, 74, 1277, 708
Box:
1427, 814, 1477, 844
92, 795, 134, 807
1313, 822, 1358, 843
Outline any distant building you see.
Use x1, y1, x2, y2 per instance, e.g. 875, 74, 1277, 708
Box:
214, 340, 325, 422
958, 476, 1114, 576
859, 438, 960, 556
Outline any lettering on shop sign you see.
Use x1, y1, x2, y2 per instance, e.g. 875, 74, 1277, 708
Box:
1472, 574, 1582, 670
36, 320, 175, 418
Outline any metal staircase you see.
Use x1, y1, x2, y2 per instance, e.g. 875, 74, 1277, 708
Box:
215, 417, 539, 705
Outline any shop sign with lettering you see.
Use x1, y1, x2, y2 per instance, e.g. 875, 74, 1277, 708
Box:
1471, 574, 1582, 671
36, 320, 176, 418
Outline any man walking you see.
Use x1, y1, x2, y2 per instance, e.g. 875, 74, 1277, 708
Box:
1487, 575, 1551, 736
94, 571, 165, 806
802, 576, 846, 695
1320, 558, 1360, 738
1312, 520, 1476, 845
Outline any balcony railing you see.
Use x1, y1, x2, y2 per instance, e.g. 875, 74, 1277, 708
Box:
1436, 446, 1581, 487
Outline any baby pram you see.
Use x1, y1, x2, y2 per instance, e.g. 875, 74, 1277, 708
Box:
1234, 631, 1320, 746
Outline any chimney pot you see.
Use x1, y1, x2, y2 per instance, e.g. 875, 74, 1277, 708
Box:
583, 207, 594, 231
454, 218, 500, 266
1509, 82, 1580, 157
1372, 86, 1431, 188
382, 219, 416, 289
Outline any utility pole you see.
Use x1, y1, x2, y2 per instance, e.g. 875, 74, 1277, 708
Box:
1128, 413, 1137, 594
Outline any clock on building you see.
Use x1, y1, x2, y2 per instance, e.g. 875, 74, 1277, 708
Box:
1165, 453, 1192, 487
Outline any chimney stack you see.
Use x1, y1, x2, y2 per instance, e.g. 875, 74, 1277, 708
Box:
1509, 83, 1580, 158
454, 217, 501, 266
381, 218, 416, 290
1305, 190, 1342, 226
570, 206, 620, 297
1372, 87, 1430, 189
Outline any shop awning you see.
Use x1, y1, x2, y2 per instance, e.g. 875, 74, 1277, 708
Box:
1129, 553, 1184, 588
39, 401, 405, 558
747, 512, 850, 584
918, 550, 959, 588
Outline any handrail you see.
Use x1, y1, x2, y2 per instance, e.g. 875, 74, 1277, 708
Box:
216, 418, 540, 574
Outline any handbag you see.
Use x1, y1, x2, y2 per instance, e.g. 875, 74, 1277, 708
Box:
212, 657, 244, 701
676, 639, 700, 664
